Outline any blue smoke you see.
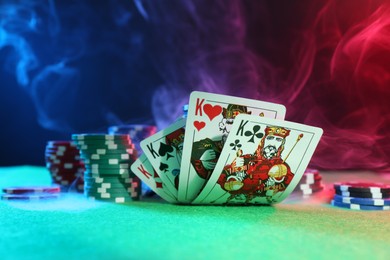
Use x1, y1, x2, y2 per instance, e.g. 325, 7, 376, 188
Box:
0, 0, 161, 132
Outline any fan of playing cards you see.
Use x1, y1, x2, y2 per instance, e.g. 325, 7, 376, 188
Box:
131, 91, 323, 205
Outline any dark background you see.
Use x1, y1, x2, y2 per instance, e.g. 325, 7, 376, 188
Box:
1, 0, 389, 171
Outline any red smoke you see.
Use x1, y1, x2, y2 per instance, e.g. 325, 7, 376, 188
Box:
146, 0, 390, 172
301, 1, 390, 172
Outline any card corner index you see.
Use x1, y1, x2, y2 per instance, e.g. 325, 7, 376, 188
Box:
190, 90, 202, 98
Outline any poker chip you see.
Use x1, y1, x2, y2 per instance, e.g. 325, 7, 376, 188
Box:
299, 182, 323, 190
47, 141, 77, 146
45, 140, 85, 193
84, 177, 133, 185
293, 168, 323, 196
71, 134, 130, 140
331, 200, 390, 211
73, 133, 141, 202
84, 165, 131, 171
2, 185, 61, 194
334, 189, 390, 199
84, 171, 130, 177
84, 187, 133, 194
301, 186, 324, 195
183, 104, 189, 118
85, 196, 133, 203
80, 153, 131, 160
82, 161, 131, 167
334, 182, 390, 193
331, 181, 390, 210
304, 168, 320, 174
107, 125, 162, 198
84, 183, 131, 189
77, 144, 129, 151
333, 194, 390, 206
83, 168, 130, 175
88, 148, 135, 155
300, 176, 322, 185
1, 193, 60, 200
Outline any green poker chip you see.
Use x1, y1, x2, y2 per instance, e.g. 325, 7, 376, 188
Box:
84, 175, 133, 181
84, 189, 132, 196
84, 176, 134, 183
76, 143, 133, 151
81, 158, 133, 166
84, 186, 134, 192
79, 153, 133, 160
85, 195, 133, 203
84, 177, 133, 185
83, 182, 130, 188
84, 185, 129, 191
83, 163, 130, 168
76, 140, 132, 148
83, 167, 131, 173
83, 168, 131, 175
84, 178, 132, 187
84, 171, 131, 177
80, 148, 136, 155
84, 192, 133, 199
72, 134, 130, 140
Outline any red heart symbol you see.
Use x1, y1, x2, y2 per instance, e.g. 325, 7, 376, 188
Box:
194, 121, 206, 131
204, 104, 222, 121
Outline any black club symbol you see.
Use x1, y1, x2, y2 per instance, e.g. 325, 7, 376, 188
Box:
244, 125, 264, 143
229, 139, 242, 151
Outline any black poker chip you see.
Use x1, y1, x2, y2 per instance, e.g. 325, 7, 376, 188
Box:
334, 182, 390, 193
334, 189, 390, 199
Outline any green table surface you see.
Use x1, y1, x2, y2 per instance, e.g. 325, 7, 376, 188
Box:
1, 166, 390, 260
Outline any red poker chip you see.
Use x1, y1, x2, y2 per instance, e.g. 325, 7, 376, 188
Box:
45, 152, 80, 158
49, 172, 84, 182
304, 168, 319, 173
334, 182, 390, 193
2, 193, 60, 200
46, 146, 77, 151
45, 149, 80, 154
301, 185, 324, 195
46, 161, 85, 168
299, 182, 323, 191
50, 172, 82, 180
45, 159, 82, 166
45, 144, 78, 149
45, 153, 80, 158
301, 174, 322, 180
2, 185, 61, 194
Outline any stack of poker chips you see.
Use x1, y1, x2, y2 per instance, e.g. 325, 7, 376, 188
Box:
1, 185, 61, 200
108, 124, 157, 153
45, 141, 85, 192
331, 182, 390, 211
293, 168, 324, 196
108, 124, 157, 196
183, 104, 188, 118
72, 134, 140, 203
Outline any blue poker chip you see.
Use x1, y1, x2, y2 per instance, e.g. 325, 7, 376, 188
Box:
333, 194, 390, 206
331, 200, 390, 210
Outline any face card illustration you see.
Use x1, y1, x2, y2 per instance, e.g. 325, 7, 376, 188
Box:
179, 91, 287, 203
192, 114, 323, 205
140, 118, 186, 197
130, 154, 177, 203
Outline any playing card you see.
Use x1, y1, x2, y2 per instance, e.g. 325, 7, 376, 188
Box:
179, 91, 286, 203
192, 114, 323, 205
130, 154, 177, 203
140, 118, 186, 197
